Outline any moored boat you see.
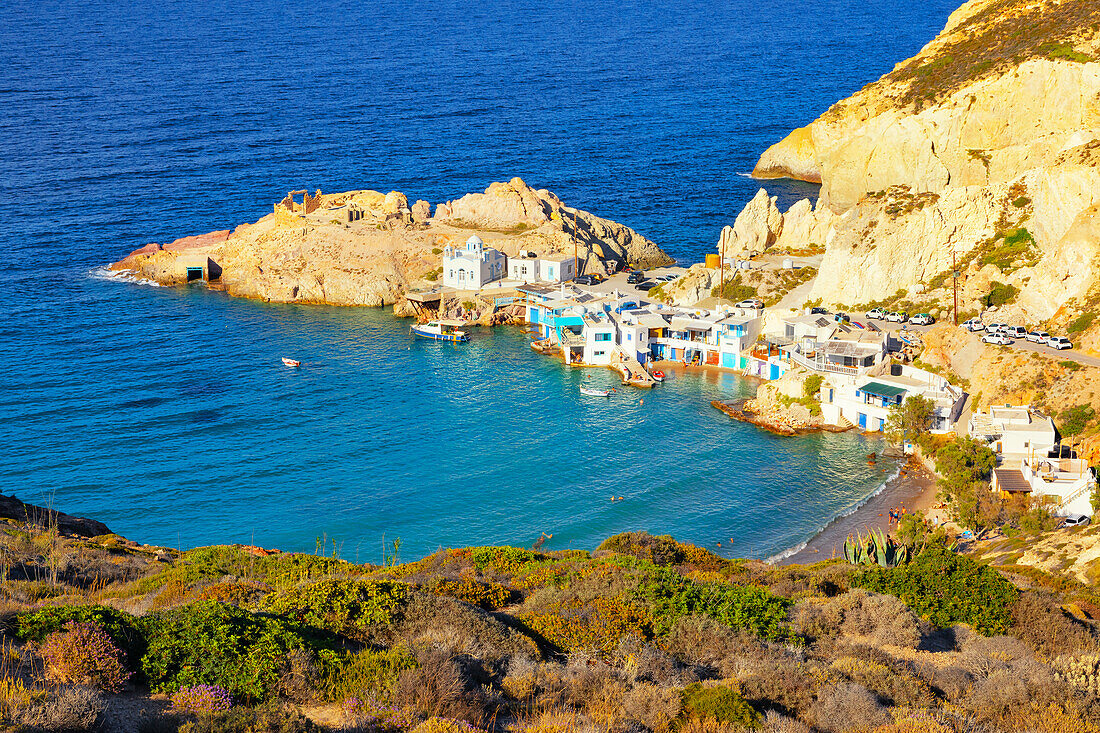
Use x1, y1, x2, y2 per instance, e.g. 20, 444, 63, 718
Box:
580, 386, 611, 397
281, 357, 300, 367
411, 320, 469, 343
651, 370, 665, 382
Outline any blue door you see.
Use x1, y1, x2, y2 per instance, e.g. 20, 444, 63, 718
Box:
858, 413, 867, 428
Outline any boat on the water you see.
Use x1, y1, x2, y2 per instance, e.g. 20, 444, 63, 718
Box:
580, 386, 611, 397
281, 358, 300, 367
651, 370, 665, 382
411, 320, 469, 342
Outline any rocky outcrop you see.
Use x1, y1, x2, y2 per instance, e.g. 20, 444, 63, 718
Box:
716, 189, 783, 259
753, 0, 1100, 210
110, 179, 672, 307
736, 0, 1100, 325
0, 494, 112, 537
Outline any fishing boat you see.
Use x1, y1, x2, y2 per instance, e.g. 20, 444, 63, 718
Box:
580, 386, 611, 397
411, 320, 469, 343
281, 358, 300, 367
651, 370, 665, 382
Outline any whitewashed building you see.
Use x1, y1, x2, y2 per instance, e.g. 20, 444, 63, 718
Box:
442, 236, 506, 290
508, 253, 576, 284
820, 365, 967, 433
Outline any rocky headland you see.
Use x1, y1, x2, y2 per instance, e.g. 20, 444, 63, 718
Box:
110, 178, 673, 312
721, 0, 1100, 334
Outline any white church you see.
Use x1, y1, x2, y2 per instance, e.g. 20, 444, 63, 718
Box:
442, 236, 506, 290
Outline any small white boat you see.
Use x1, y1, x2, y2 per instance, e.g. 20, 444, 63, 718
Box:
580, 386, 611, 397
281, 358, 300, 367
411, 320, 469, 343
650, 370, 666, 382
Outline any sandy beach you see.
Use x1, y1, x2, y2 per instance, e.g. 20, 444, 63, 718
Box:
780, 456, 939, 565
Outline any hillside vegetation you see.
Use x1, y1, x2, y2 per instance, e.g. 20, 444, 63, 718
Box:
2, 507, 1100, 733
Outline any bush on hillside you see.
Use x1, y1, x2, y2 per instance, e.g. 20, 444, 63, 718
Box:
597, 532, 727, 571
321, 646, 418, 702
679, 683, 759, 727
632, 566, 791, 641
176, 701, 322, 733
40, 621, 132, 692
852, 547, 1017, 635
139, 600, 336, 701
17, 605, 145, 665
261, 579, 408, 641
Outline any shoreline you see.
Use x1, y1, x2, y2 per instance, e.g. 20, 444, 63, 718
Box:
778, 455, 938, 565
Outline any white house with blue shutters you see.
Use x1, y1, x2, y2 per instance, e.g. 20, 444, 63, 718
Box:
442, 236, 506, 290
508, 253, 576, 284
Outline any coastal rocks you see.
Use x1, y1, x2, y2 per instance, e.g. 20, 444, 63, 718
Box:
656, 264, 720, 306
753, 124, 820, 183
713, 376, 840, 436
716, 189, 783, 259
0, 494, 112, 537
110, 180, 673, 307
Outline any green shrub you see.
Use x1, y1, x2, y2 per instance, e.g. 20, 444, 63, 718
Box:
1012, 196, 1032, 208
680, 683, 759, 727
17, 605, 145, 664
1067, 312, 1096, 335
1059, 404, 1096, 436
985, 281, 1019, 308
467, 547, 543, 574
1039, 41, 1093, 62
139, 600, 335, 701
261, 579, 408, 640
803, 375, 824, 400
852, 547, 1017, 635
425, 270, 438, 281
432, 248, 443, 255
632, 565, 790, 641
321, 646, 417, 702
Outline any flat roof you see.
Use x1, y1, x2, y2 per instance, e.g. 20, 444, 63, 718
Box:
859, 381, 908, 399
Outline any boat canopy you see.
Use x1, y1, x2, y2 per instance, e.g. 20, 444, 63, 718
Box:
437, 319, 467, 327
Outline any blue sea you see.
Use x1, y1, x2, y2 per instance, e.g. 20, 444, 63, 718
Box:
1, 0, 958, 561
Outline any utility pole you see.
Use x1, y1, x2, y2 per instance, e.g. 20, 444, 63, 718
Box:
719, 232, 725, 301
952, 248, 959, 326
572, 209, 579, 277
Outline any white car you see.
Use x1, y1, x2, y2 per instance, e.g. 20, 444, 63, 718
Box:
982, 333, 1014, 345
656, 274, 678, 282
1005, 326, 1028, 338
910, 313, 935, 326
987, 322, 1008, 335
1048, 336, 1073, 350
963, 318, 985, 332
1026, 331, 1051, 343
1063, 514, 1091, 528
736, 299, 764, 309
886, 311, 909, 323
866, 308, 887, 320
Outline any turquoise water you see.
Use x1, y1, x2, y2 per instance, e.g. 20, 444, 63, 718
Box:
0, 0, 959, 559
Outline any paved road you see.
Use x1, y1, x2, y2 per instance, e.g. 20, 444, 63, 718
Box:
861, 316, 1100, 368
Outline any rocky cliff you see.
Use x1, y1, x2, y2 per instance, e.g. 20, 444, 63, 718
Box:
111, 178, 672, 308
726, 0, 1100, 330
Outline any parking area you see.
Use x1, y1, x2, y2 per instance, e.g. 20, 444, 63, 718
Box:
573, 265, 689, 296
856, 314, 1100, 368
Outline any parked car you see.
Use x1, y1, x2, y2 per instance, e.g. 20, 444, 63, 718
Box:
656, 273, 678, 282
885, 311, 908, 323
910, 313, 935, 325
1005, 325, 1028, 338
982, 333, 1014, 345
1026, 330, 1051, 343
627, 270, 646, 284
866, 308, 887, 319
810, 307, 829, 315
1062, 514, 1091, 528
1048, 336, 1073, 350
634, 281, 658, 292
962, 318, 985, 332
986, 322, 1007, 334
573, 274, 598, 286
737, 299, 764, 309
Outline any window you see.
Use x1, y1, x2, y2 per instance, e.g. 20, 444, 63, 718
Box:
626, 333, 632, 341
594, 350, 606, 356
595, 333, 612, 342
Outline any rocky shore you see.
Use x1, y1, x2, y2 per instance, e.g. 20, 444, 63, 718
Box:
110, 177, 673, 309
711, 396, 846, 437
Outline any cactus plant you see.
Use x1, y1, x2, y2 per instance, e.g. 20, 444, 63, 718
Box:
843, 529, 909, 568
